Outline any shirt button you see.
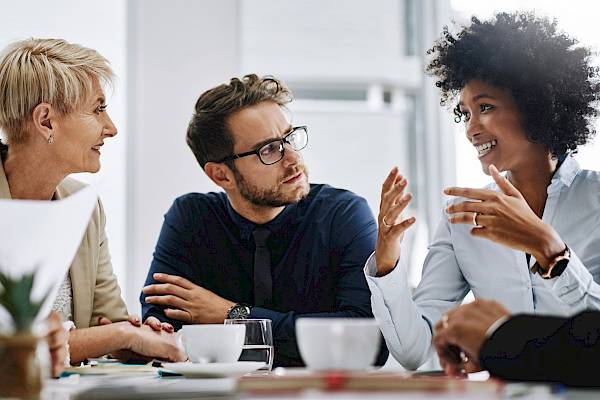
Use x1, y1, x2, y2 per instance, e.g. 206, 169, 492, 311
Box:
389, 283, 397, 289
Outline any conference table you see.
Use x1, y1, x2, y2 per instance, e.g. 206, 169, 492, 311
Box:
39, 364, 599, 400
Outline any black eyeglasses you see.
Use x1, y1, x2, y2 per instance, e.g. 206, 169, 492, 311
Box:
215, 126, 308, 165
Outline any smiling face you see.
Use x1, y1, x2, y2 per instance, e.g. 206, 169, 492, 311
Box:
51, 81, 117, 173
458, 80, 547, 175
227, 101, 309, 207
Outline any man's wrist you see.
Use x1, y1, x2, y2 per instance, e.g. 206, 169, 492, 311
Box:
222, 300, 237, 321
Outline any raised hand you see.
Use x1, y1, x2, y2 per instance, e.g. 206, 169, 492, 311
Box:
444, 164, 565, 269
374, 167, 416, 276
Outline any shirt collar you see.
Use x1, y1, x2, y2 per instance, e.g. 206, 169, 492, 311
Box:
488, 155, 581, 194
550, 155, 580, 189
225, 197, 302, 243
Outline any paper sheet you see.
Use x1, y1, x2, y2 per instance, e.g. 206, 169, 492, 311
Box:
0, 183, 98, 331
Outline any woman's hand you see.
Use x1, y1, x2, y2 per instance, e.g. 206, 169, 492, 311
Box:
444, 164, 565, 269
47, 311, 68, 378
374, 167, 416, 276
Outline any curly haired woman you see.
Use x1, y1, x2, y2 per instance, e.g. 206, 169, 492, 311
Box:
364, 12, 600, 373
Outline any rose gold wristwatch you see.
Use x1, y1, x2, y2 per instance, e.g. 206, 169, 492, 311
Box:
531, 245, 571, 279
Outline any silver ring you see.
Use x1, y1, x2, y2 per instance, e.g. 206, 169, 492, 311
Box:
382, 216, 393, 228
472, 212, 479, 227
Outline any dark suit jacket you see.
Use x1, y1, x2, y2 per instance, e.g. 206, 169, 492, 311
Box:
480, 311, 600, 387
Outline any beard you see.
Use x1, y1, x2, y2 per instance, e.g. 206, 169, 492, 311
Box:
232, 164, 310, 207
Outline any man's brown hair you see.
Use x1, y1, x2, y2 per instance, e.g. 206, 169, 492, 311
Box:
186, 74, 292, 169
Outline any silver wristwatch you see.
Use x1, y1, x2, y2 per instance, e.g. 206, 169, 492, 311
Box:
226, 303, 251, 319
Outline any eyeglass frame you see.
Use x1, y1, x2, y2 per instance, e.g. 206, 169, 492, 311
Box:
213, 125, 308, 166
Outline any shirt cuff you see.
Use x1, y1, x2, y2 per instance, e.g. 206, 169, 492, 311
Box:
364, 251, 401, 278
551, 250, 593, 305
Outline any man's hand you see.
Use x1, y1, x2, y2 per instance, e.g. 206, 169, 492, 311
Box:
143, 273, 235, 324
432, 299, 510, 377
444, 164, 565, 270
375, 167, 416, 276
47, 311, 68, 378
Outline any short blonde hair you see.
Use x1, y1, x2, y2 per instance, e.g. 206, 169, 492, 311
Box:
0, 38, 114, 143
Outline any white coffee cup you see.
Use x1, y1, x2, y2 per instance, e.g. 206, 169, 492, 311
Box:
296, 318, 381, 370
177, 324, 246, 363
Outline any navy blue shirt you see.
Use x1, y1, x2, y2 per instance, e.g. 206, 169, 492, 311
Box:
141, 184, 387, 367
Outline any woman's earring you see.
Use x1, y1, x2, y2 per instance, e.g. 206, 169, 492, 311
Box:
47, 134, 54, 144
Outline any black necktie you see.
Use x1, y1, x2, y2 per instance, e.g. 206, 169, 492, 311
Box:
252, 227, 272, 307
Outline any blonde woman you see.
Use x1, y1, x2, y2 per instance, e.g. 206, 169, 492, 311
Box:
0, 38, 186, 367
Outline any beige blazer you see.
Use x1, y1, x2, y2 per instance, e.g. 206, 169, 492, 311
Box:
0, 161, 128, 328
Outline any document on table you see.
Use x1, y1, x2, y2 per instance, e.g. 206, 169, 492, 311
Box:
44, 376, 237, 400
0, 183, 98, 330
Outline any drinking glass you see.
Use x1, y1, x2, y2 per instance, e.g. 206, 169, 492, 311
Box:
224, 319, 273, 372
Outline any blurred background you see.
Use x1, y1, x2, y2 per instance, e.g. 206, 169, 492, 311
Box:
1, 0, 599, 325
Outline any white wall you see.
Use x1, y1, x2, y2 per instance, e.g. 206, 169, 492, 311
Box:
293, 108, 410, 214
125, 0, 240, 312
240, 0, 420, 86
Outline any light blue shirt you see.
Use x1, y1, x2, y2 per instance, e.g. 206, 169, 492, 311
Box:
365, 156, 600, 369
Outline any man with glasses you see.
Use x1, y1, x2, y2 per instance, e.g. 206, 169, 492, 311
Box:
140, 74, 388, 367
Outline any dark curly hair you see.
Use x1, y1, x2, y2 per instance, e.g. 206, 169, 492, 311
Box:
426, 12, 600, 156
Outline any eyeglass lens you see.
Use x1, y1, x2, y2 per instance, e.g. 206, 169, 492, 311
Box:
258, 127, 307, 165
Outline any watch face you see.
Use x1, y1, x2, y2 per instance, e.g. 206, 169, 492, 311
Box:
228, 305, 249, 319
550, 258, 570, 278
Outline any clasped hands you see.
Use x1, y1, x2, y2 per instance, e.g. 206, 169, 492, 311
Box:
97, 313, 184, 363
432, 300, 510, 377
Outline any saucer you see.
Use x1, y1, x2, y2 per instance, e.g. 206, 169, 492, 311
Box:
160, 361, 265, 378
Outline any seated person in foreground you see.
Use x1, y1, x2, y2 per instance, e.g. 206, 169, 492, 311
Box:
141, 74, 388, 367
433, 299, 600, 387
0, 38, 185, 365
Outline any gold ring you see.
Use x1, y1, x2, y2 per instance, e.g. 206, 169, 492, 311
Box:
382, 216, 393, 228
442, 314, 449, 329
472, 212, 479, 227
